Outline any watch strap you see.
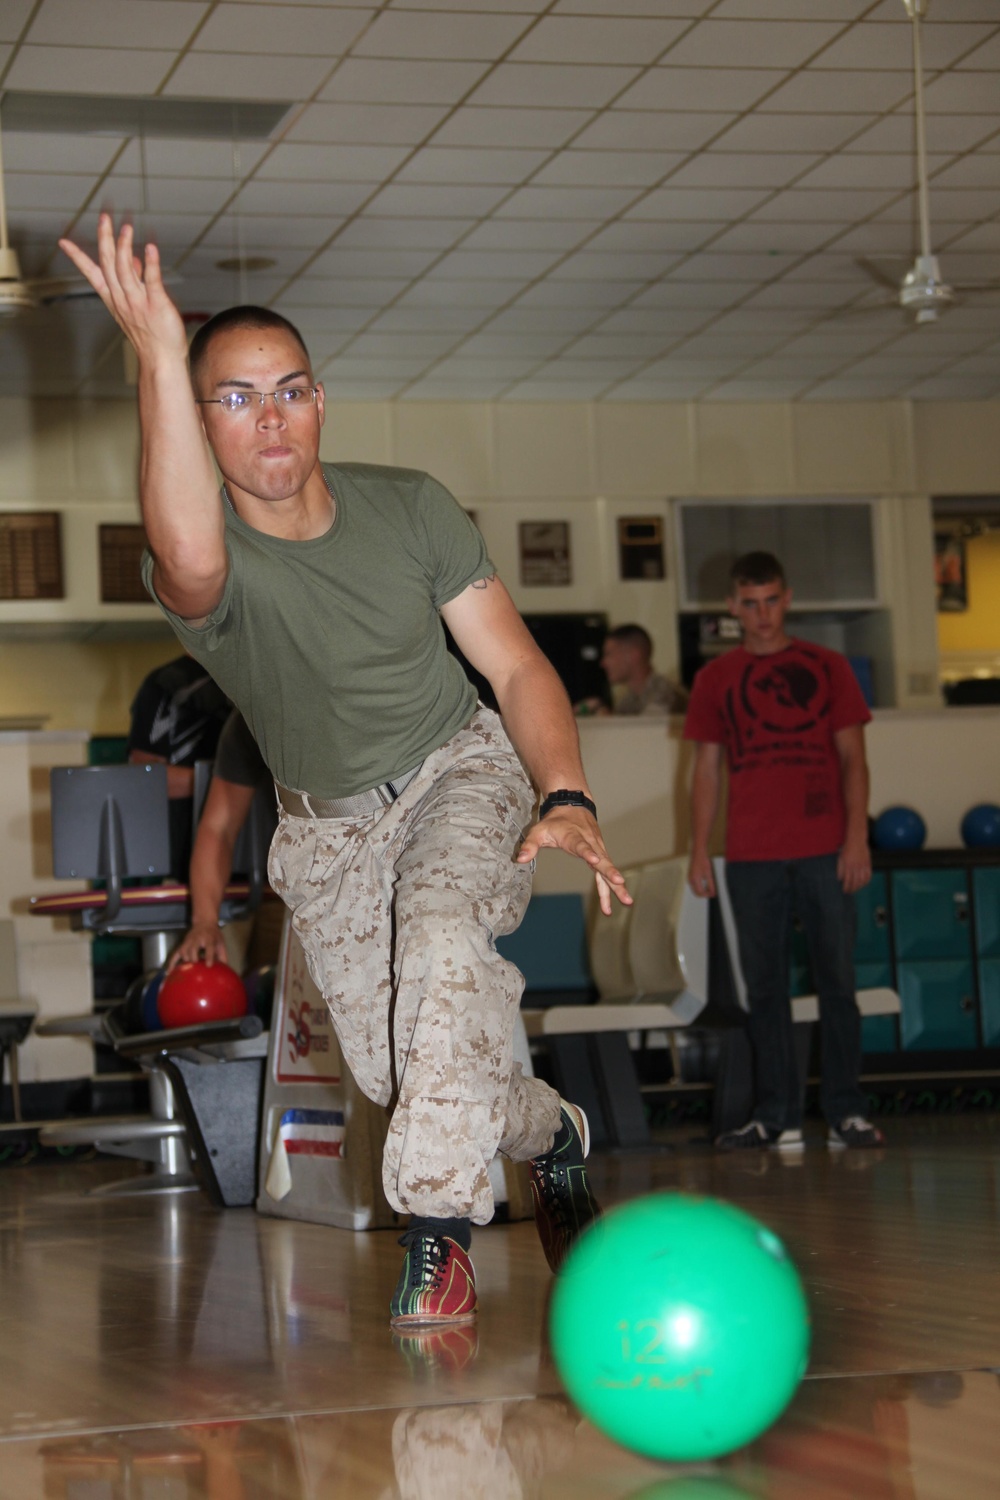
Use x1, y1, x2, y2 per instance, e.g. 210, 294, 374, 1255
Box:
539, 789, 597, 820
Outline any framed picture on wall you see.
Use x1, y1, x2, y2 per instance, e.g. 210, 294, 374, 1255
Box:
934, 531, 967, 613
519, 521, 571, 587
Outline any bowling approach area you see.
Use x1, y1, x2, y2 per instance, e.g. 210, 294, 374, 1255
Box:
3, 1114, 999, 1499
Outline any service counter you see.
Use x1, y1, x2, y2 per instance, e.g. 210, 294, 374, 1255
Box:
533, 707, 1000, 896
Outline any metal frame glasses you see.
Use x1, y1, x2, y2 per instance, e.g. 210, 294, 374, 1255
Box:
195, 386, 319, 417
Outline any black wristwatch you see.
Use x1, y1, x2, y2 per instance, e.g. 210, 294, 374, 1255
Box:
539, 789, 597, 820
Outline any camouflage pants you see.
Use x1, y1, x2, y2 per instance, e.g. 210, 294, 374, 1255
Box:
267, 708, 564, 1223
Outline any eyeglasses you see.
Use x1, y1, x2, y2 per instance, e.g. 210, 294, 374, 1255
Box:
195, 386, 319, 417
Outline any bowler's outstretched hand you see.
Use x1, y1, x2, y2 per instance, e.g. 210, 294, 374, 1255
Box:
59, 213, 187, 366
517, 807, 632, 916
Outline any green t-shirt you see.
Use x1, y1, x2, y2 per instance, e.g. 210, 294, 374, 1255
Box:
142, 462, 492, 799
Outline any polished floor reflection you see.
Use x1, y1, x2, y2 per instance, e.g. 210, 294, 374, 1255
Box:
2, 1115, 1000, 1497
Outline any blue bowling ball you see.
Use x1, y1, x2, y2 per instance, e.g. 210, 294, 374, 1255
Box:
961, 803, 1000, 849
140, 969, 165, 1032
873, 805, 927, 852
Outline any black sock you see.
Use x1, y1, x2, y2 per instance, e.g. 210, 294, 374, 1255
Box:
403, 1215, 472, 1252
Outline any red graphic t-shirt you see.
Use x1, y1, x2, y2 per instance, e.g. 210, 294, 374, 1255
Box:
683, 639, 872, 863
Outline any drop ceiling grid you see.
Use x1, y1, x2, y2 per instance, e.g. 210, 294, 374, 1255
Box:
0, 0, 994, 398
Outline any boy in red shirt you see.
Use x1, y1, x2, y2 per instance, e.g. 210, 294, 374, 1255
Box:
684, 551, 884, 1151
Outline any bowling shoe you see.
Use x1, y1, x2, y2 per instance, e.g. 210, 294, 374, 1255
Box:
390, 1231, 477, 1327
827, 1115, 885, 1149
528, 1100, 601, 1274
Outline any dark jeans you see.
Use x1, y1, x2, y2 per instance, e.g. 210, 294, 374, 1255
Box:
725, 853, 867, 1132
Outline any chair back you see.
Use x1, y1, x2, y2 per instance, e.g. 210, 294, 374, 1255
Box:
50, 764, 171, 922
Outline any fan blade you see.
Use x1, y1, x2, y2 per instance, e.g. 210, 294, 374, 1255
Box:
856, 257, 903, 291
948, 282, 1000, 294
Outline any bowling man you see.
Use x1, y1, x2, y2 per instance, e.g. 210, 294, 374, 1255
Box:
61, 216, 631, 1328
685, 551, 884, 1152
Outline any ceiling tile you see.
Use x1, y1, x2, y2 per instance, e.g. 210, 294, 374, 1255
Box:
877, 187, 1000, 221
397, 279, 520, 308
468, 64, 641, 109
395, 0, 549, 13
923, 73, 1000, 114
288, 103, 452, 145
845, 114, 1000, 153
552, 0, 716, 14
431, 107, 593, 148
402, 377, 510, 398
318, 58, 489, 105
562, 332, 676, 358
26, 0, 207, 49
813, 22, 994, 71
495, 185, 638, 218
627, 186, 773, 219
305, 247, 440, 278
710, 112, 872, 152
797, 154, 950, 190
599, 308, 712, 334
202, 216, 345, 250
710, 221, 839, 252
1, 132, 126, 174
587, 220, 725, 251
509, 16, 688, 65
532, 151, 684, 188
0, 1, 34, 42
346, 332, 463, 358
165, 52, 331, 101
364, 183, 511, 216
183, 245, 311, 279
279, 275, 407, 306
457, 332, 569, 357
667, 19, 843, 68
261, 143, 411, 181
502, 377, 618, 399
487, 306, 606, 332
335, 217, 476, 249
947, 222, 1000, 252
115, 139, 269, 179
572, 111, 735, 152
616, 67, 786, 111
270, 305, 375, 334
104, 174, 236, 215
634, 281, 750, 309
516, 279, 642, 307
744, 279, 874, 307
5, 45, 172, 93
5, 173, 98, 212
670, 250, 795, 280
321, 357, 430, 381
426, 249, 562, 278
462, 219, 600, 250
705, 379, 808, 398
948, 33, 1000, 70
750, 187, 900, 221
194, 4, 374, 55
233, 179, 372, 216
666, 152, 819, 188
550, 250, 681, 279
353, 10, 532, 60
711, 0, 871, 16
932, 154, 1000, 190
759, 70, 914, 113
394, 147, 549, 184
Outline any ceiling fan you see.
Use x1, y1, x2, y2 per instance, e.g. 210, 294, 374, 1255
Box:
0, 109, 103, 315
855, 0, 1000, 325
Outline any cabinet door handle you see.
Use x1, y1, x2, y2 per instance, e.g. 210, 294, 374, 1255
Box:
961, 995, 975, 1013
955, 905, 970, 924
873, 906, 887, 928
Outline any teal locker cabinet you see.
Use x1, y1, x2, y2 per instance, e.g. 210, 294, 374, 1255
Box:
855, 873, 897, 1053
892, 868, 977, 1051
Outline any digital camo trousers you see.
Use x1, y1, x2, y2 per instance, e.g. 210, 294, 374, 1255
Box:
267, 708, 564, 1224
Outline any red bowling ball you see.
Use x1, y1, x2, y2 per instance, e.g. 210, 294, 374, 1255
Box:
157, 960, 248, 1029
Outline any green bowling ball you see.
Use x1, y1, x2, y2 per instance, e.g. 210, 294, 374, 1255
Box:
549, 1193, 810, 1463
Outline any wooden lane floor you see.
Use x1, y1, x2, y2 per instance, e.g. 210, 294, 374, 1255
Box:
2, 1114, 1000, 1497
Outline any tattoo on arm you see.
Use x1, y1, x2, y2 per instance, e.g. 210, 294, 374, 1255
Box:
471, 571, 497, 590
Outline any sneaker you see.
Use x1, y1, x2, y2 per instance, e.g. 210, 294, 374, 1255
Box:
774, 1128, 805, 1153
528, 1101, 601, 1274
389, 1232, 477, 1327
828, 1116, 885, 1150
715, 1119, 775, 1151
